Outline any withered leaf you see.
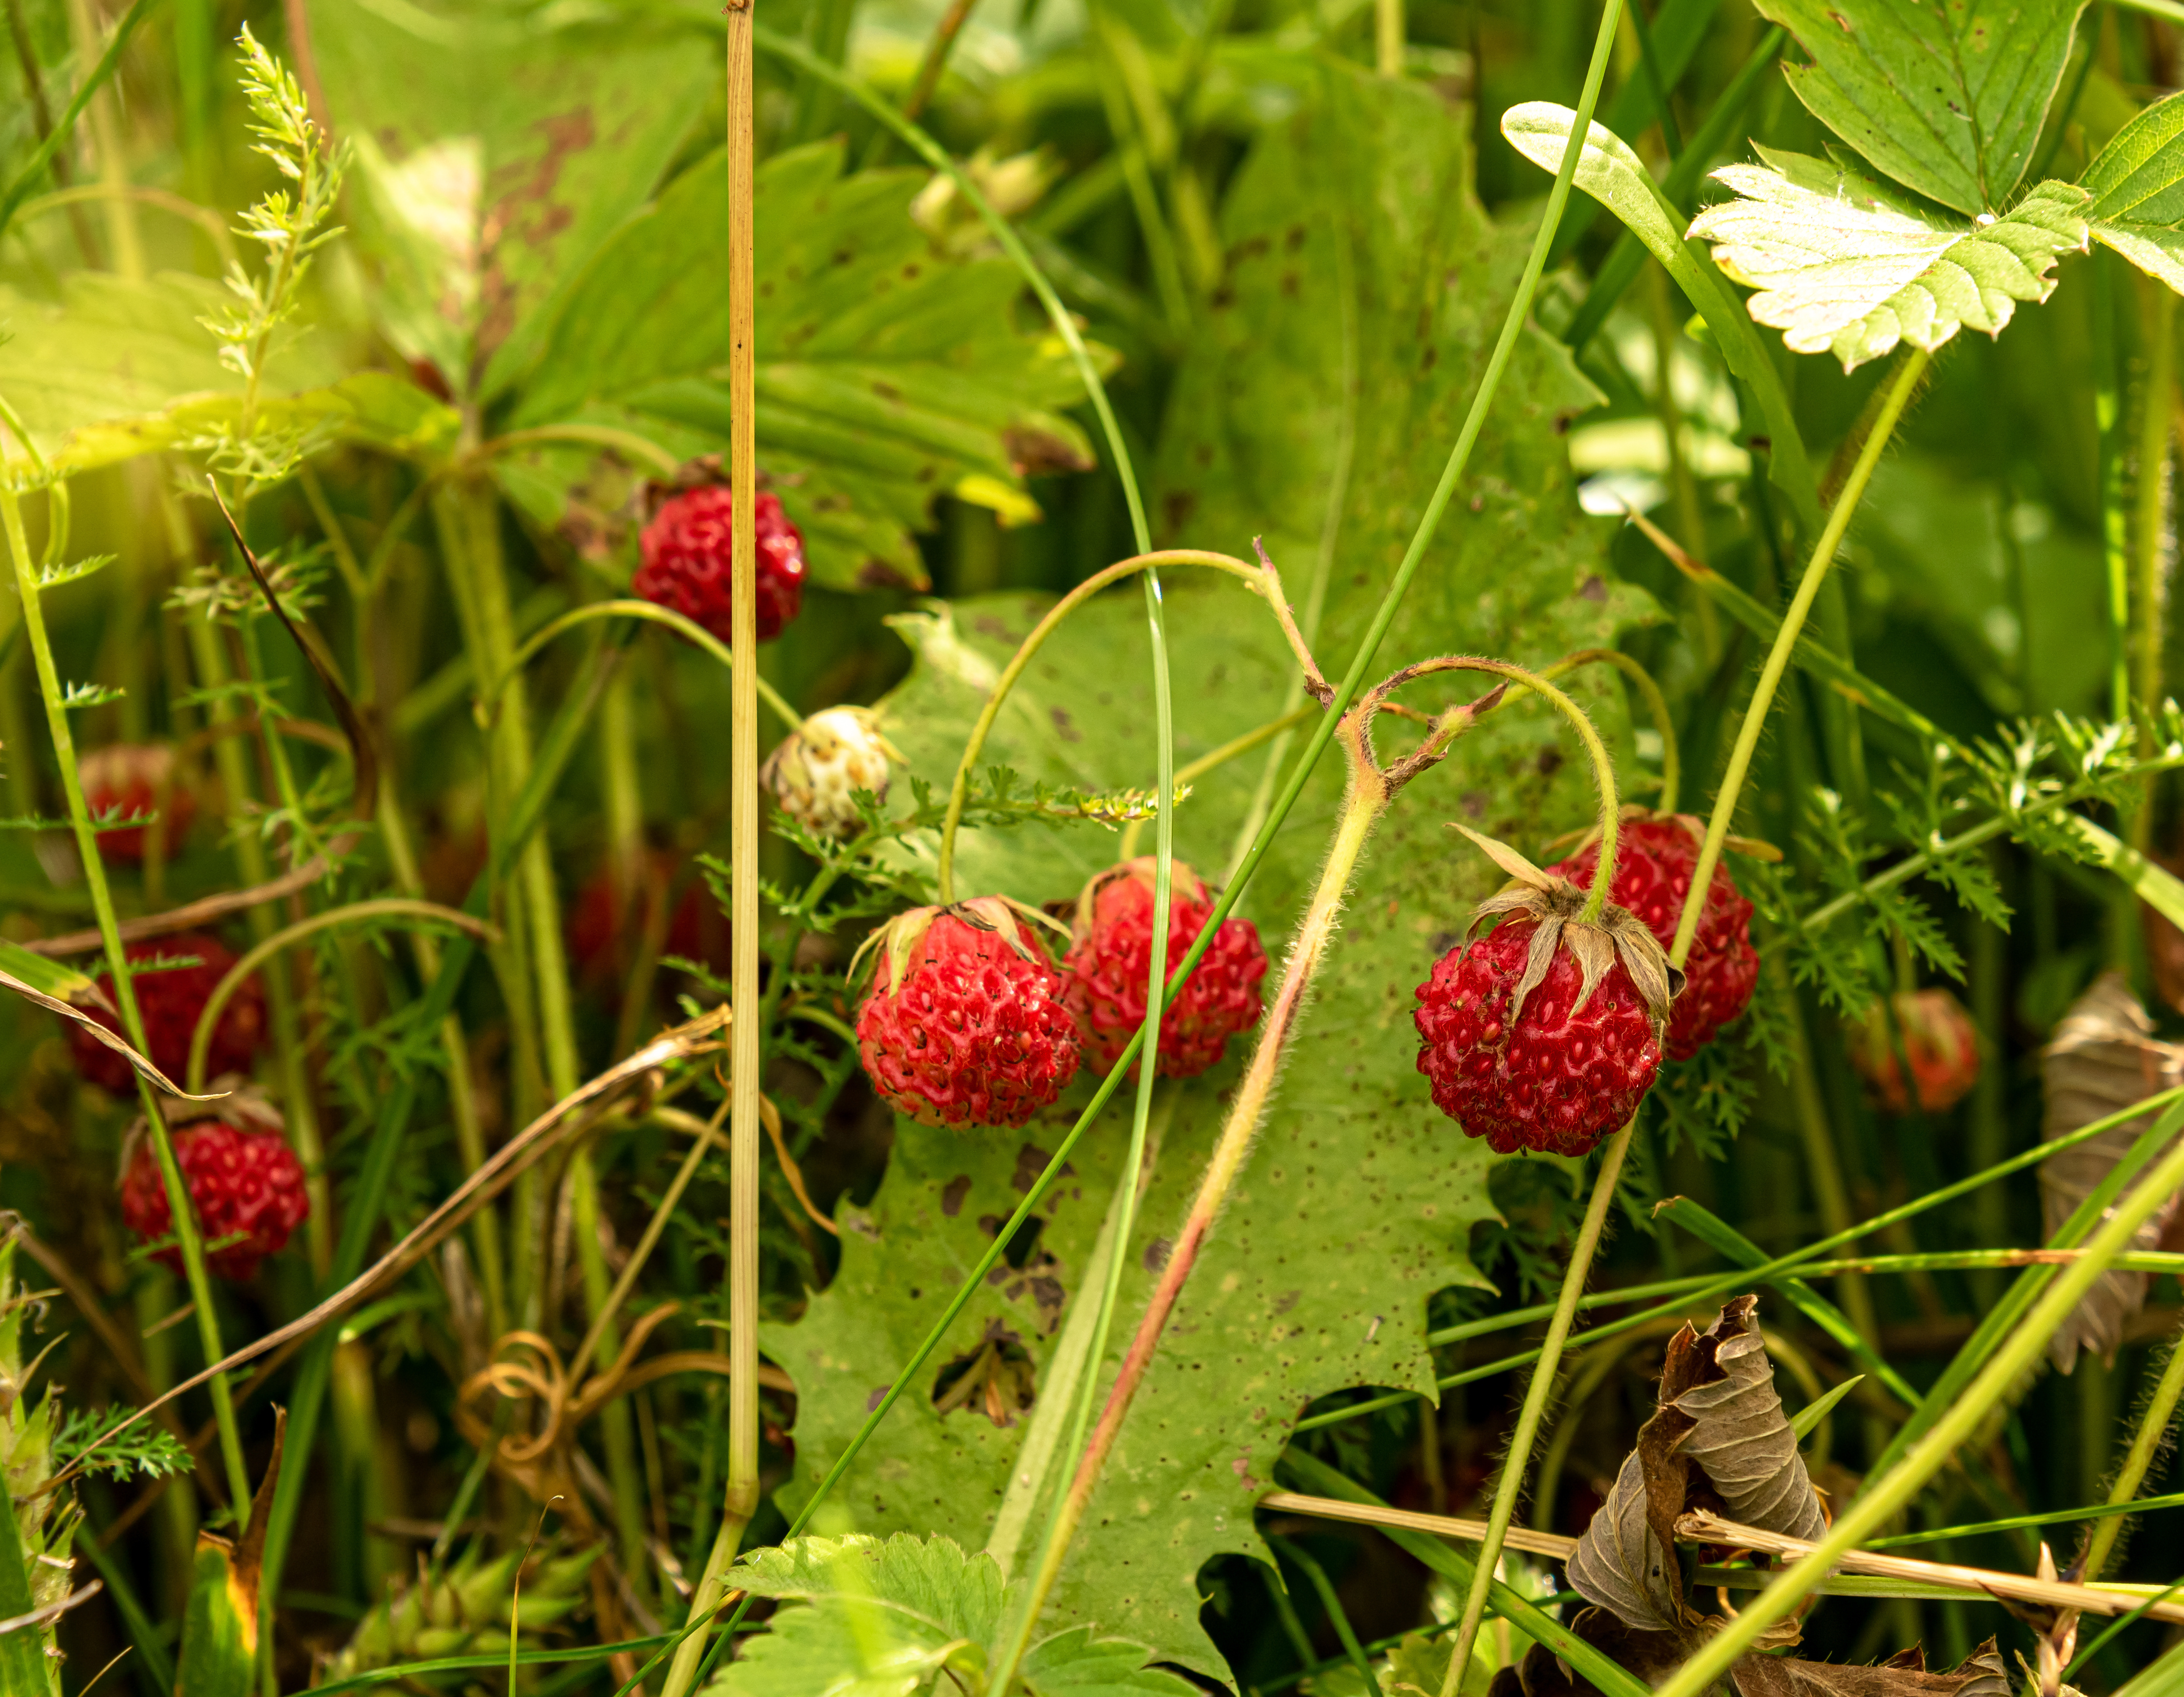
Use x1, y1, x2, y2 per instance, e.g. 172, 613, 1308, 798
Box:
1505, 1607, 1695, 1697
1729, 1639, 2015, 1697
1671, 1297, 1826, 1544
1567, 1450, 1688, 1634
2038, 973, 2184, 1371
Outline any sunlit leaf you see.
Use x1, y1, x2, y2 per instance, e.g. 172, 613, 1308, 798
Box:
1752, 0, 2087, 216
2080, 90, 2184, 292
1687, 148, 2088, 371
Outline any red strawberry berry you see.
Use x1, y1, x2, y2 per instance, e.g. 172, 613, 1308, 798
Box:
1547, 814, 1757, 1060
120, 1109, 308, 1280
1415, 836, 1676, 1157
1062, 858, 1267, 1078
856, 897, 1080, 1128
66, 933, 266, 1095
566, 852, 731, 988
633, 485, 806, 644
78, 743, 195, 862
1849, 988, 1981, 1114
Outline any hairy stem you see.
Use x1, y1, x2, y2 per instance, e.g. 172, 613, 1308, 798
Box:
2083, 1317, 2184, 1579
988, 766, 1389, 1693
1668, 346, 1928, 970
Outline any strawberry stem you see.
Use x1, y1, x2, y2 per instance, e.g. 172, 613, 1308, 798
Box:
931, 548, 1267, 904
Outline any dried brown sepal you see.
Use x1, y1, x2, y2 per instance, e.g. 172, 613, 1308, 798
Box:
1068, 857, 1213, 938
1449, 824, 1682, 1031
2038, 972, 2184, 1371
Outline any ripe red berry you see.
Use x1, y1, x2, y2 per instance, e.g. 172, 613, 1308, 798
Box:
1414, 837, 1676, 1157
856, 898, 1080, 1128
566, 853, 730, 988
633, 485, 806, 644
1062, 858, 1267, 1078
120, 1109, 308, 1280
78, 743, 195, 862
1849, 988, 1981, 1114
1547, 814, 1757, 1060
66, 933, 266, 1095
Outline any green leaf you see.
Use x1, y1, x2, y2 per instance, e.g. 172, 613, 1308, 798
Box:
1686, 148, 2089, 371
502, 143, 1100, 592
0, 938, 102, 1008
1752, 0, 2087, 216
0, 273, 457, 476
774, 61, 1650, 1682
307, 0, 712, 401
1497, 104, 1821, 531
708, 1536, 1195, 1697
2080, 89, 2184, 291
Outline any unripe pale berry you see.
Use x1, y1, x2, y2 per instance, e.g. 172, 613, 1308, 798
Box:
762, 707, 899, 838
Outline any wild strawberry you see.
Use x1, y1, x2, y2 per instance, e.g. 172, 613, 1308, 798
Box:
633, 484, 805, 644
1062, 858, 1267, 1078
762, 707, 900, 839
120, 1104, 307, 1280
1414, 831, 1677, 1156
1849, 988, 1981, 1114
67, 933, 266, 1095
1547, 813, 1757, 1060
78, 743, 195, 862
855, 897, 1080, 1128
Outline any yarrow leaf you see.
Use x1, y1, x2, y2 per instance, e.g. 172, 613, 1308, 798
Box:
1687, 148, 2089, 371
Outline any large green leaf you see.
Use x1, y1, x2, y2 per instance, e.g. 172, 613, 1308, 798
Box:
1686, 148, 2088, 371
770, 60, 1650, 1681
2080, 90, 2184, 292
305, 0, 712, 401
709, 1535, 1195, 1697
1752, 0, 2086, 216
0, 273, 457, 475
501, 143, 1099, 591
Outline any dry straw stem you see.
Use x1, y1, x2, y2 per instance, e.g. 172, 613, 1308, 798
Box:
62, 1006, 730, 1481
1260, 1494, 2184, 1626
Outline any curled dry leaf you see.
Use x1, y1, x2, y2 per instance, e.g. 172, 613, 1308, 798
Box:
1569, 1296, 1823, 1638
2038, 972, 2184, 1372
0, 966, 225, 1104
1729, 1640, 2016, 1697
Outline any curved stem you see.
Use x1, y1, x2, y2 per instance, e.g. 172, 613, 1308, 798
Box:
1667, 346, 1928, 970
1363, 655, 1620, 918
184, 899, 495, 1094
1547, 648, 1678, 815
487, 598, 802, 729
1441, 1126, 1632, 1690
933, 549, 1263, 902
14, 183, 237, 265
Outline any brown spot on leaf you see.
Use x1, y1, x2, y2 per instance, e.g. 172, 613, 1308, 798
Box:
940, 1175, 972, 1216
1050, 706, 1082, 743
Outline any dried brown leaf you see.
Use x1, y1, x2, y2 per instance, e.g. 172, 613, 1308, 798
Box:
2038, 973, 2184, 1371
1567, 1451, 1688, 1634
1671, 1297, 1826, 1544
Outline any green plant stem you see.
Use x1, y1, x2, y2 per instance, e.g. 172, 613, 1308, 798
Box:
1269, 1535, 1374, 1689
491, 598, 800, 728
2136, 278, 2175, 848
1668, 347, 1928, 969
0, 0, 158, 241
1440, 1125, 1632, 1692
2084, 1318, 2184, 1578
2099, 252, 2132, 729
1650, 1123, 2184, 1697
0, 484, 252, 1516
619, 9, 1625, 1684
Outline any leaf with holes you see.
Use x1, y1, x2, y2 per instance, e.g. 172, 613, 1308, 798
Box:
1752, 0, 2087, 216
1686, 148, 2089, 371
772, 59, 1652, 1682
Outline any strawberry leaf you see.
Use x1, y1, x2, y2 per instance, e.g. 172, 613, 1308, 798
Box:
2080, 89, 2184, 292
1686, 148, 2089, 371
1752, 0, 2087, 217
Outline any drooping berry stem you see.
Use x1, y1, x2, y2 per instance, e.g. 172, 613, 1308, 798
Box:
1667, 345, 1930, 973
931, 548, 1266, 903
1550, 646, 1679, 815
0, 476, 256, 1517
